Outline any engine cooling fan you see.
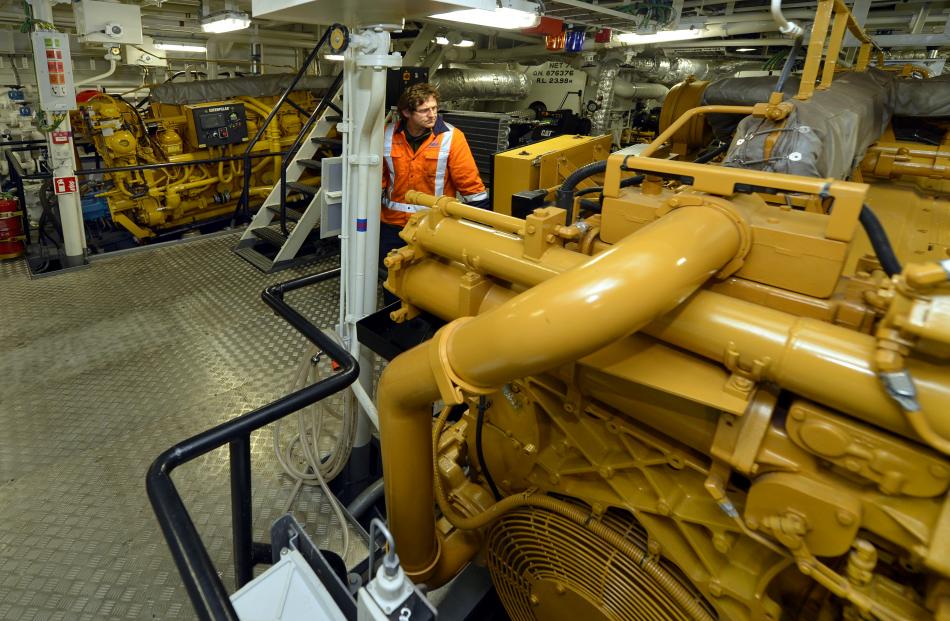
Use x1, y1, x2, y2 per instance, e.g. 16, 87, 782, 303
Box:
486, 505, 716, 621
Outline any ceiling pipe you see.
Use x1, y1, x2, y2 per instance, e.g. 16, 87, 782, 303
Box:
431, 68, 530, 101
771, 0, 805, 37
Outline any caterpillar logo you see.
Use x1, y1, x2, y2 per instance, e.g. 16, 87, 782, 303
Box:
203, 106, 231, 113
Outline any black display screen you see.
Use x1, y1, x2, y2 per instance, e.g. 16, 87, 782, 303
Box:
199, 112, 226, 129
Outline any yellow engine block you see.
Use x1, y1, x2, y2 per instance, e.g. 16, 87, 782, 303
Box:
73, 89, 322, 239
376, 152, 950, 620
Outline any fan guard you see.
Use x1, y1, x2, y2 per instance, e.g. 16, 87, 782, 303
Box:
486, 505, 717, 621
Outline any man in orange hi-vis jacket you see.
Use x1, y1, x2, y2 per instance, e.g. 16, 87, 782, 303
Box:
379, 83, 488, 295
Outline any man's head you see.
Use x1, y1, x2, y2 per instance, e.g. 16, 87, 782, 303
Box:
398, 83, 440, 135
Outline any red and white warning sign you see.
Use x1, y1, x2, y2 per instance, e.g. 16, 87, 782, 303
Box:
51, 130, 70, 145
53, 176, 78, 195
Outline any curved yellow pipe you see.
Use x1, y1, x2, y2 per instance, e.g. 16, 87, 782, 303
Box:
378, 199, 747, 585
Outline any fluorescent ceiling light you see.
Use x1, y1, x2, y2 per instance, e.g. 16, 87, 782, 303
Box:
201, 10, 251, 33
324, 54, 344, 61
431, 0, 541, 30
616, 28, 702, 45
155, 42, 208, 53
735, 47, 757, 52
435, 36, 475, 47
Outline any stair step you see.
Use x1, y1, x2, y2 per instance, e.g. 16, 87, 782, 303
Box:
325, 115, 342, 122
327, 101, 342, 114
286, 181, 320, 196
311, 136, 342, 147
267, 205, 304, 221
296, 158, 322, 171
233, 245, 275, 272
250, 226, 289, 248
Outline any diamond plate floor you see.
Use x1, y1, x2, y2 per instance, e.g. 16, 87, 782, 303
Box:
0, 234, 368, 620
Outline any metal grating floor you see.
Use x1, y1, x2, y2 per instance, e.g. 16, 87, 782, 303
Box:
0, 233, 367, 620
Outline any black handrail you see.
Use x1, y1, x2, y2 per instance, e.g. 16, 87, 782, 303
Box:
234, 24, 341, 224
278, 70, 344, 235
146, 267, 357, 621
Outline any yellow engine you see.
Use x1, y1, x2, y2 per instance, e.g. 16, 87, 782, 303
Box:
73, 82, 325, 239
372, 5, 950, 620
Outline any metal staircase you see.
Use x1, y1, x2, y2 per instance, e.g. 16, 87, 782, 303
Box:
233, 27, 345, 273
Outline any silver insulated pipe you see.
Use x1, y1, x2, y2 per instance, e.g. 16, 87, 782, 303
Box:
431, 68, 529, 101
590, 61, 620, 136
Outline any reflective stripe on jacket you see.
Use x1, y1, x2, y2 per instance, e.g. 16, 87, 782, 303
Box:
381, 115, 487, 227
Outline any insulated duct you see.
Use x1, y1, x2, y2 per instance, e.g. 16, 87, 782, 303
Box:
431, 68, 529, 101
613, 80, 670, 100
590, 61, 620, 136
720, 69, 895, 179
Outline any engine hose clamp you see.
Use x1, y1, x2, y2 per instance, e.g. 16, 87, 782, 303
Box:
698, 197, 753, 279
429, 319, 495, 406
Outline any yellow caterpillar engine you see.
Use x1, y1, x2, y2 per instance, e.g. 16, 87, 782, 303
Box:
73, 75, 329, 239
373, 6, 950, 621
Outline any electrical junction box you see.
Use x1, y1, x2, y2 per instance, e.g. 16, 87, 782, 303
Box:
73, 0, 144, 45
492, 133, 611, 215
319, 156, 343, 239
183, 101, 249, 148
386, 67, 428, 110
230, 548, 347, 621
30, 31, 76, 112
125, 36, 166, 67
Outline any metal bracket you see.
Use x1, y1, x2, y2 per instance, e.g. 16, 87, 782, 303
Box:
880, 370, 921, 412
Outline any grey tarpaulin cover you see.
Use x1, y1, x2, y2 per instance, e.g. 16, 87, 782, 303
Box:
702, 69, 950, 179
893, 74, 950, 118
149, 74, 336, 105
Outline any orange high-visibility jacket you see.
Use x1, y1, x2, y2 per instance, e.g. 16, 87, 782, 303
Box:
381, 116, 488, 228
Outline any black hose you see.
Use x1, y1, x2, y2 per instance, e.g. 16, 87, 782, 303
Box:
476, 396, 502, 501
859, 204, 901, 277
345, 477, 385, 520
692, 142, 729, 164
574, 174, 645, 198
556, 160, 607, 225
578, 197, 602, 213
775, 35, 804, 95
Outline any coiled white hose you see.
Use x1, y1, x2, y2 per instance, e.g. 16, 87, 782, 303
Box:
272, 342, 356, 558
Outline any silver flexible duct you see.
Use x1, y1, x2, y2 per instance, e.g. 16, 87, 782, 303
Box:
590, 61, 620, 136
431, 68, 529, 101
625, 57, 714, 84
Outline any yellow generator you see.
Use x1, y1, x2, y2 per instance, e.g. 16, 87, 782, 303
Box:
73, 75, 333, 239
374, 4, 950, 620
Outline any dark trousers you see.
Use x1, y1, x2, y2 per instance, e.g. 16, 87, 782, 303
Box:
379, 222, 403, 306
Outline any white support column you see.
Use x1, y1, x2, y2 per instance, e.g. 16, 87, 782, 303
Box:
339, 27, 401, 448
30, 0, 85, 267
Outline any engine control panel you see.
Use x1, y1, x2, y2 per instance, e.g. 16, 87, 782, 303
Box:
183, 101, 248, 148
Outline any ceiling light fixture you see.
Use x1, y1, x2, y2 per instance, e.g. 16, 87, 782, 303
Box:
323, 54, 345, 61
154, 42, 208, 53
435, 36, 476, 47
201, 9, 251, 34
430, 0, 541, 30
615, 28, 702, 45
735, 47, 757, 52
